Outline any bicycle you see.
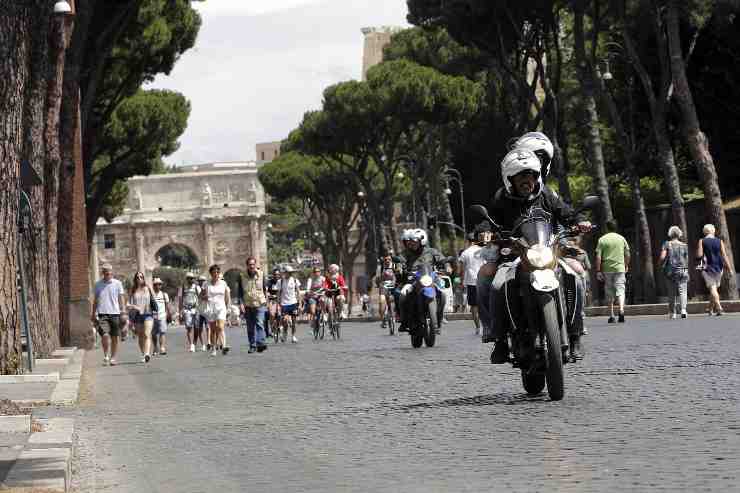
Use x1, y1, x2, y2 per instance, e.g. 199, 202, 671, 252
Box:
325, 290, 342, 340
312, 297, 327, 341
381, 281, 396, 335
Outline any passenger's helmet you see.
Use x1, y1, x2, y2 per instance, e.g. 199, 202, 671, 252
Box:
328, 264, 339, 274
400, 229, 413, 242
409, 228, 427, 246
500, 148, 542, 199
513, 132, 554, 178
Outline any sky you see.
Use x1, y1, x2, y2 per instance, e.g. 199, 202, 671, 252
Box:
150, 0, 409, 166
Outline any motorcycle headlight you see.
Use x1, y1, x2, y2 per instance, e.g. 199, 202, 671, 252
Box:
420, 274, 433, 287
526, 244, 554, 269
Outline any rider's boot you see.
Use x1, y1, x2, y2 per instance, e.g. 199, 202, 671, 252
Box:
490, 338, 510, 364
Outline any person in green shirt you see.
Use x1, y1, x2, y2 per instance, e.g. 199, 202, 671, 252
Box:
595, 221, 631, 323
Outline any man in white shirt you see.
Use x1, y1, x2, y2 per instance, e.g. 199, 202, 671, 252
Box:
91, 264, 127, 366
458, 226, 488, 334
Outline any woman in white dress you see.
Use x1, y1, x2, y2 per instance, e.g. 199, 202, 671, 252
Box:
202, 264, 231, 356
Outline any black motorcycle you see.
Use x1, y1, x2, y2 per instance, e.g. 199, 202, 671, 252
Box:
471, 196, 597, 401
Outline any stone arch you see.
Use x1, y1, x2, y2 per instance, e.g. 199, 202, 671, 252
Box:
154, 243, 201, 271
144, 230, 206, 277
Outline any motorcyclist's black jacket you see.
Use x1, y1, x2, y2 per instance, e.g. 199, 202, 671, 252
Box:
489, 186, 583, 234
398, 246, 444, 277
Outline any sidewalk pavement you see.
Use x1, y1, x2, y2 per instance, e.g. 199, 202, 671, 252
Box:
0, 347, 83, 492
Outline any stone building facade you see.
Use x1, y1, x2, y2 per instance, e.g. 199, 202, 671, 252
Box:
361, 26, 401, 80
92, 163, 267, 284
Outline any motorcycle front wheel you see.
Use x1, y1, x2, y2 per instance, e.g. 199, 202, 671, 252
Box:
521, 371, 546, 395
424, 298, 437, 347
542, 294, 564, 401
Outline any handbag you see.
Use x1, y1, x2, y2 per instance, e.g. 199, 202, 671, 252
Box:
147, 287, 159, 319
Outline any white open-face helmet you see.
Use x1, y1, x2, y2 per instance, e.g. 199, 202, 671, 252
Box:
328, 263, 339, 274
501, 148, 542, 199
401, 229, 413, 242
513, 132, 554, 178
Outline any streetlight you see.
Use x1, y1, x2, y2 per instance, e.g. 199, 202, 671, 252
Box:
444, 168, 466, 238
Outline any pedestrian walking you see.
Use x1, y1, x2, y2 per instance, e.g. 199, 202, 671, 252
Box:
181, 273, 201, 352
237, 257, 268, 353
595, 221, 631, 323
91, 264, 127, 366
459, 227, 487, 334
196, 275, 209, 351
697, 224, 732, 316
151, 278, 170, 355
127, 271, 156, 363
202, 264, 231, 356
659, 226, 689, 319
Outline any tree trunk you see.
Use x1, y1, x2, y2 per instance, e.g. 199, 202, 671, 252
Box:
0, 3, 33, 374
573, 3, 614, 225
42, 16, 68, 341
629, 167, 657, 303
22, 8, 58, 358
666, 2, 737, 299
653, 119, 688, 236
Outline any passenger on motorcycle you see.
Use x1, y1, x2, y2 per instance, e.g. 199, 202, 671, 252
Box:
305, 267, 327, 329
487, 148, 591, 363
396, 228, 445, 333
324, 264, 347, 319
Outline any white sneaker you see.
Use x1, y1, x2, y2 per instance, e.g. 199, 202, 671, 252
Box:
103, 355, 110, 366
140, 355, 146, 363
210, 349, 217, 357
201, 344, 207, 352
670, 313, 677, 320
292, 335, 298, 343
189, 344, 195, 353
153, 351, 159, 356
109, 358, 117, 366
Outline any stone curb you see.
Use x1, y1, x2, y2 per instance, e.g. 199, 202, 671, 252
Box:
0, 415, 31, 433
0, 447, 71, 492
0, 372, 60, 384
34, 358, 69, 367
585, 300, 740, 317
1, 417, 77, 493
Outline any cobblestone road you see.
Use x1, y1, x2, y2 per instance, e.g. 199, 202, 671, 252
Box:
52, 314, 740, 492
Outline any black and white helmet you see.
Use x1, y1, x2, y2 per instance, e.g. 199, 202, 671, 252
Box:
512, 132, 554, 178
413, 228, 428, 247
500, 148, 543, 199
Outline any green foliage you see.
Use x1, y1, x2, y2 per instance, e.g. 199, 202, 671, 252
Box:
152, 266, 188, 300
82, 0, 201, 232
155, 243, 199, 270
90, 89, 190, 223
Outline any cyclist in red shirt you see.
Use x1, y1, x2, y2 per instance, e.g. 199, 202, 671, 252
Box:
324, 264, 348, 320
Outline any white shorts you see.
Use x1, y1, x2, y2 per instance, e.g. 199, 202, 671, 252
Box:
206, 306, 228, 322
604, 272, 626, 299
702, 271, 723, 289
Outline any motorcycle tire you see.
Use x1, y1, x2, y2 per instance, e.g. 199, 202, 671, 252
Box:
521, 371, 546, 395
424, 299, 437, 347
411, 328, 424, 348
542, 294, 565, 401
388, 315, 395, 336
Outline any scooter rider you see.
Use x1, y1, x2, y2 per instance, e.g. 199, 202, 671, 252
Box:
486, 148, 591, 363
396, 228, 445, 333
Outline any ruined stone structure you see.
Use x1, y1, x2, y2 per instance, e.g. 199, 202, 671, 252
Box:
361, 26, 401, 80
92, 162, 267, 283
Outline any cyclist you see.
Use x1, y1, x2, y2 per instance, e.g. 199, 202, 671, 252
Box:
305, 266, 327, 330
378, 254, 399, 329
264, 268, 281, 338
277, 265, 301, 343
324, 264, 347, 320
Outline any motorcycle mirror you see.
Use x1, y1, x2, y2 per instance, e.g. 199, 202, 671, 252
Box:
469, 204, 501, 231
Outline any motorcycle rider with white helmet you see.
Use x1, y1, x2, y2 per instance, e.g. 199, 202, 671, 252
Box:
512, 131, 555, 180
485, 148, 591, 363
396, 228, 445, 333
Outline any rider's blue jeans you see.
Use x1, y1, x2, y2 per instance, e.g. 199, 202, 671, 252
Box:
244, 306, 267, 348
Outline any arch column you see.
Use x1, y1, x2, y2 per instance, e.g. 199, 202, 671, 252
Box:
203, 222, 214, 269
249, 219, 260, 265
135, 229, 146, 277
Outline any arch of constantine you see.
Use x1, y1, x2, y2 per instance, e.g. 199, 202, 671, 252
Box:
92, 162, 268, 283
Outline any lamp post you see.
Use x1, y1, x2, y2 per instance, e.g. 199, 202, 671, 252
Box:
444, 168, 466, 237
